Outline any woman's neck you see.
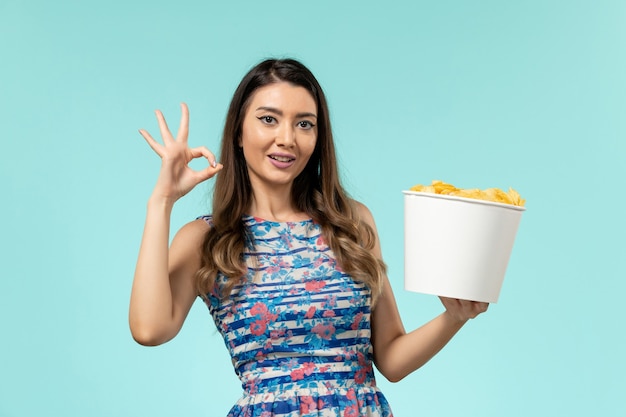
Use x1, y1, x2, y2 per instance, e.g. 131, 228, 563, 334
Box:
248, 184, 309, 223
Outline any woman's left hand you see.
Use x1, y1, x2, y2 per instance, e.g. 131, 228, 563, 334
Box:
439, 297, 489, 324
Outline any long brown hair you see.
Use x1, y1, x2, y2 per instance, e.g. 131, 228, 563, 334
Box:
196, 58, 386, 304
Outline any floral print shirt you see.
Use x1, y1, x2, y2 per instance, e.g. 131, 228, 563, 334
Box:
200, 215, 393, 417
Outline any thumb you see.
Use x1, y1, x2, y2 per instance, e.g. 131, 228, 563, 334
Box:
194, 163, 223, 183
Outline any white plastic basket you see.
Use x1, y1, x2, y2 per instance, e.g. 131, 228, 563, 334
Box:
403, 190, 525, 303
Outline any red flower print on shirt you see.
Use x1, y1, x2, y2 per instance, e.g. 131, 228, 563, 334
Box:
299, 395, 317, 414
290, 368, 304, 381
305, 280, 326, 292
266, 265, 280, 274
302, 361, 316, 376
250, 319, 267, 336
312, 323, 336, 340
250, 302, 268, 316
344, 403, 359, 417
304, 306, 316, 319
355, 368, 368, 384
317, 398, 326, 410
351, 312, 364, 330
346, 388, 356, 400
263, 311, 278, 322
325, 295, 337, 307
354, 351, 373, 384
270, 329, 285, 340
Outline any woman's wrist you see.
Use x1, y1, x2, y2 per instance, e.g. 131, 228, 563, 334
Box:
147, 193, 176, 213
441, 309, 469, 328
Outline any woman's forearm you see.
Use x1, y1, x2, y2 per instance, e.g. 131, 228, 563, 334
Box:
375, 312, 467, 382
129, 196, 176, 345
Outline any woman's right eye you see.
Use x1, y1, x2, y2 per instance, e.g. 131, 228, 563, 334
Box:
258, 116, 276, 124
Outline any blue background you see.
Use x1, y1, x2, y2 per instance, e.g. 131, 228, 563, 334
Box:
1, 0, 624, 416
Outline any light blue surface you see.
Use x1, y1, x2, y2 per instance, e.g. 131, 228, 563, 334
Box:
1, 1, 624, 416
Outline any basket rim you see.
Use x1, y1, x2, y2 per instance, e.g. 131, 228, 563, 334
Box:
402, 190, 527, 212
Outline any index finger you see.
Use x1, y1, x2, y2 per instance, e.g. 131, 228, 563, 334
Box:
155, 109, 175, 143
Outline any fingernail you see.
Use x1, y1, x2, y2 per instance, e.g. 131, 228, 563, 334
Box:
212, 160, 218, 168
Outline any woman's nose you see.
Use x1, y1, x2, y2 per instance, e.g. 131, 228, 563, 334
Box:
275, 124, 295, 147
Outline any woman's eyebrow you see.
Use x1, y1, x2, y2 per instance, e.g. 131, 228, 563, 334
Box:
255, 106, 317, 119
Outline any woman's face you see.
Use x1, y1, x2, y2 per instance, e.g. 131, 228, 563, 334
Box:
239, 81, 318, 193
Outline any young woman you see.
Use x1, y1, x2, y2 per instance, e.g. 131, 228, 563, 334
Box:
129, 58, 488, 416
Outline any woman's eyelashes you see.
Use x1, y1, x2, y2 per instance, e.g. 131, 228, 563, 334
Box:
258, 115, 277, 124
297, 120, 316, 129
257, 116, 315, 130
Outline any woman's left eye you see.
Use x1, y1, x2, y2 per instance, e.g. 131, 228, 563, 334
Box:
298, 120, 315, 129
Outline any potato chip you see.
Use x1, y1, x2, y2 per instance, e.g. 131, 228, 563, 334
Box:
410, 180, 525, 207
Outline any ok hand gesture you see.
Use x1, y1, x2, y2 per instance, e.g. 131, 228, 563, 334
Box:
139, 103, 222, 203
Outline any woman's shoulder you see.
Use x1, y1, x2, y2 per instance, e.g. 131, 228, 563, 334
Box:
167, 216, 212, 264
172, 216, 212, 242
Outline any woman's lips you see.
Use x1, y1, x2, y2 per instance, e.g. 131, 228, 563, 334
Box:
268, 154, 295, 168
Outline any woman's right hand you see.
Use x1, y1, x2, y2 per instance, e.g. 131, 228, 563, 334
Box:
139, 102, 222, 203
